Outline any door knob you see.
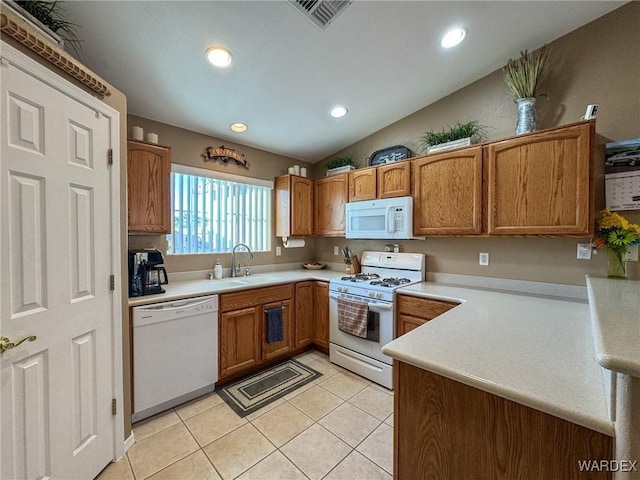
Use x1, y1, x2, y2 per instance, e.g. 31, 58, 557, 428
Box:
0, 335, 37, 355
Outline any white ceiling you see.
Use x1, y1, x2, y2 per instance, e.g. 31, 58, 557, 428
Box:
63, 1, 625, 163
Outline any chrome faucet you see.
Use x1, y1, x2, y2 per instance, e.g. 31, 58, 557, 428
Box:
231, 243, 254, 277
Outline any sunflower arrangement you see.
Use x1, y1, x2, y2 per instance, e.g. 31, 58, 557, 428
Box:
595, 210, 640, 276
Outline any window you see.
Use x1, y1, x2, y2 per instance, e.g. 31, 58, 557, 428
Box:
167, 165, 272, 254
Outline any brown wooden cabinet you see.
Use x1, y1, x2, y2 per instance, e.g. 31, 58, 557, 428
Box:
377, 161, 411, 198
395, 362, 613, 480
313, 281, 329, 351
397, 295, 458, 337
348, 161, 411, 202
127, 140, 171, 234
485, 122, 594, 236
219, 285, 293, 381
263, 299, 293, 361
219, 306, 261, 379
314, 174, 348, 236
412, 147, 483, 235
294, 281, 314, 348
275, 174, 313, 237
348, 167, 377, 201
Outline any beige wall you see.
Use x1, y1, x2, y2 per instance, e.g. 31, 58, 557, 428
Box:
127, 115, 315, 272
314, 2, 640, 284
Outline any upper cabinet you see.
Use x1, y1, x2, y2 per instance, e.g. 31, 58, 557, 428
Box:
127, 140, 171, 234
348, 161, 411, 202
348, 167, 377, 202
378, 161, 411, 198
275, 174, 313, 237
485, 122, 594, 236
314, 174, 348, 236
413, 147, 483, 235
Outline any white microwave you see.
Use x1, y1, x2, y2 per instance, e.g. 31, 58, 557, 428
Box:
345, 196, 419, 239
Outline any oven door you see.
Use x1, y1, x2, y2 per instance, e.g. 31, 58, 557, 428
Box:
328, 292, 394, 365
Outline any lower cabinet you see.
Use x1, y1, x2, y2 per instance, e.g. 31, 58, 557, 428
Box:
294, 282, 314, 348
219, 281, 329, 383
312, 281, 329, 350
397, 295, 458, 337
219, 285, 293, 381
219, 306, 261, 379
294, 280, 329, 351
395, 362, 613, 479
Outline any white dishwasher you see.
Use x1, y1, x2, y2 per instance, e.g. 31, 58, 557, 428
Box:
132, 295, 218, 422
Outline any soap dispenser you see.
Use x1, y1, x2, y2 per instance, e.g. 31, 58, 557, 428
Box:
214, 259, 223, 279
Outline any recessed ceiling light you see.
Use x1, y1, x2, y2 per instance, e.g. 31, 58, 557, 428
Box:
230, 122, 248, 133
440, 27, 467, 49
206, 46, 233, 68
330, 106, 348, 118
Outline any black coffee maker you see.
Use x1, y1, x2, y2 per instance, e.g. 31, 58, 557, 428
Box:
128, 248, 169, 297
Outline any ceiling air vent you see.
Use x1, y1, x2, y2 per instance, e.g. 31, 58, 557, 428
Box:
290, 0, 352, 30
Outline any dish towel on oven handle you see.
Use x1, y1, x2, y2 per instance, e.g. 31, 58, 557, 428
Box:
337, 296, 369, 339
265, 306, 284, 343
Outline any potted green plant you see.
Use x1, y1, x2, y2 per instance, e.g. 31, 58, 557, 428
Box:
7, 0, 81, 56
503, 45, 549, 135
326, 153, 355, 176
419, 120, 487, 154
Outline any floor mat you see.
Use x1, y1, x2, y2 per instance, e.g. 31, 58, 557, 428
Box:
217, 359, 322, 417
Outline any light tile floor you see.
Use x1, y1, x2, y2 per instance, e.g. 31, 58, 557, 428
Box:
96, 351, 393, 480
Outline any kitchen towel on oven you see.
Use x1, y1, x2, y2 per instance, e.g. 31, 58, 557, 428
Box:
266, 307, 284, 343
337, 296, 369, 338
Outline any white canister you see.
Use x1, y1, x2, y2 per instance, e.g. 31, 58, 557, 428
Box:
131, 125, 144, 141
293, 165, 300, 175
146, 132, 159, 144
288, 166, 295, 175
214, 259, 223, 279
300, 167, 307, 177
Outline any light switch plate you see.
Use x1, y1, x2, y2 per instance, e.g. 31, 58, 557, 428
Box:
479, 252, 489, 266
334, 246, 340, 255
577, 243, 592, 260
276, 246, 281, 256
624, 245, 639, 262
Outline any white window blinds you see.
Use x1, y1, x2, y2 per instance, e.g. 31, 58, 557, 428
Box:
167, 165, 272, 254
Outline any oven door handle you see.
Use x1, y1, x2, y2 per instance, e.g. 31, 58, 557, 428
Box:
329, 293, 393, 310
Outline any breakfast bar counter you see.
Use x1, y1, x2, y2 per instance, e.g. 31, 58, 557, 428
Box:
383, 282, 613, 436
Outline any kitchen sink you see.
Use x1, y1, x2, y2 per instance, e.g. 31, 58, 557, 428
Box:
229, 275, 278, 285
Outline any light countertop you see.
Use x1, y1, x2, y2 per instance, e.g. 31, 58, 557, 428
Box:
587, 276, 640, 377
128, 269, 345, 307
383, 282, 614, 436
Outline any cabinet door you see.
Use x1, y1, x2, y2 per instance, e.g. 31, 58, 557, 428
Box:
263, 299, 292, 361
295, 282, 314, 348
275, 175, 313, 237
314, 175, 348, 236
291, 176, 314, 236
348, 167, 377, 201
313, 282, 329, 350
397, 314, 427, 337
378, 161, 411, 198
220, 306, 261, 379
413, 147, 483, 235
485, 123, 593, 235
127, 140, 171, 233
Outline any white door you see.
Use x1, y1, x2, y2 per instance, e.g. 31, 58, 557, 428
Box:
1, 46, 120, 479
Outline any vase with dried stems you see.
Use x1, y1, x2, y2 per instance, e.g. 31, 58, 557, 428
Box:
503, 45, 549, 135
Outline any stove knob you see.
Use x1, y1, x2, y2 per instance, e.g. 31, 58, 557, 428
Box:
376, 292, 383, 299
368, 291, 375, 297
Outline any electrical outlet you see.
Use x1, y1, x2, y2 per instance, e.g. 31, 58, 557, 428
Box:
275, 246, 281, 256
624, 245, 639, 262
577, 243, 592, 260
334, 246, 340, 255
479, 252, 489, 266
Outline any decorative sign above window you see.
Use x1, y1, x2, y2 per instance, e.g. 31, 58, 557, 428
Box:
368, 145, 412, 167
202, 145, 248, 168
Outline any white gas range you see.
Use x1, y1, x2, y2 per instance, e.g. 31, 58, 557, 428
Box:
328, 251, 425, 389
